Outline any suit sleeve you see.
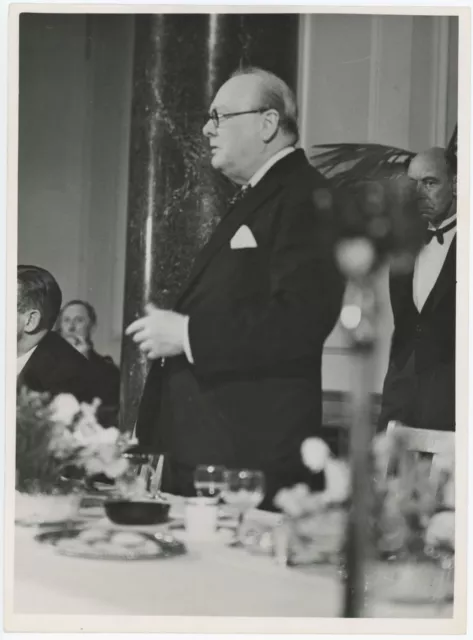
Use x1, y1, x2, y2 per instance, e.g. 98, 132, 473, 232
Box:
187, 185, 345, 375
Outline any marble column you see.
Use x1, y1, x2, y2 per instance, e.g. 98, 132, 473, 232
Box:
119, 13, 299, 432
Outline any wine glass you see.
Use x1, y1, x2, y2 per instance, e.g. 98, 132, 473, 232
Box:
193, 465, 226, 502
221, 469, 265, 547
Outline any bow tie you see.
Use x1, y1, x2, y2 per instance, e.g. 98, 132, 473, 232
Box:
229, 185, 252, 207
425, 218, 457, 245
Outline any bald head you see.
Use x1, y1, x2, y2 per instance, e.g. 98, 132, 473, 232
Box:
408, 147, 457, 226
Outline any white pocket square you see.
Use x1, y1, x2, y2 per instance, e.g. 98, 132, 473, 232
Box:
230, 225, 257, 249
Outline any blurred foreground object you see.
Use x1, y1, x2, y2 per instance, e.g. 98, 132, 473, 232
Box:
269, 430, 454, 605
309, 125, 457, 616
311, 174, 424, 613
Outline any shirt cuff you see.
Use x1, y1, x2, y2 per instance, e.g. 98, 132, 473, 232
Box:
182, 315, 194, 364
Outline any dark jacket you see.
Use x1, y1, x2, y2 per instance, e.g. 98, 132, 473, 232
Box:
18, 331, 118, 419
88, 349, 120, 404
379, 237, 456, 431
135, 150, 345, 506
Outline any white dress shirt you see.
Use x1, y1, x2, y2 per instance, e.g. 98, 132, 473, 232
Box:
17, 345, 37, 376
413, 214, 457, 312
183, 146, 296, 363
247, 146, 296, 187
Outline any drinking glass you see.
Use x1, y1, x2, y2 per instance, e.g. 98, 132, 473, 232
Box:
117, 453, 157, 499
221, 469, 265, 547
193, 465, 226, 501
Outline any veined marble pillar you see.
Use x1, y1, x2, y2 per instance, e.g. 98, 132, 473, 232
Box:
119, 13, 299, 432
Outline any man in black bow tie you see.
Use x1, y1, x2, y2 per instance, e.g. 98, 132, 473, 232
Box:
379, 147, 457, 432
126, 67, 344, 509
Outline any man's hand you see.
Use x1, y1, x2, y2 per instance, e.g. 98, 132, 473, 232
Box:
64, 334, 90, 358
125, 303, 187, 359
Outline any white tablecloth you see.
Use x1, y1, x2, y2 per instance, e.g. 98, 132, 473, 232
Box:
12, 502, 454, 620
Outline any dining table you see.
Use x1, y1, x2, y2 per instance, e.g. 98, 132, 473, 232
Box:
10, 494, 454, 632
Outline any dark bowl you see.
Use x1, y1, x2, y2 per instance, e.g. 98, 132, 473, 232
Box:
104, 499, 170, 526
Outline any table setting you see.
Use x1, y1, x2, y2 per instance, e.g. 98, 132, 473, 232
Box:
13, 388, 455, 620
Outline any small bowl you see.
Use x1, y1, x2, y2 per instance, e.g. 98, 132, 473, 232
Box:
104, 499, 170, 526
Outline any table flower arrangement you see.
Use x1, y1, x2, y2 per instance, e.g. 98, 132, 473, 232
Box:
371, 429, 455, 603
273, 430, 455, 603
273, 438, 350, 565
15, 388, 136, 524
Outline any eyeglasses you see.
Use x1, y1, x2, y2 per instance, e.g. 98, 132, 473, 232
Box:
206, 108, 268, 129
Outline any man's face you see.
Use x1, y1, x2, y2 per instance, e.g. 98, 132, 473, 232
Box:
407, 151, 456, 226
203, 75, 266, 184
59, 304, 92, 341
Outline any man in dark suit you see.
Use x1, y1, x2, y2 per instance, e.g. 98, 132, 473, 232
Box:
57, 299, 120, 406
17, 265, 117, 414
126, 68, 344, 509
379, 147, 456, 432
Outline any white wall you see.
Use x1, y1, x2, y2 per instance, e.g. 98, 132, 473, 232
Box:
18, 15, 90, 307
18, 14, 458, 380
79, 16, 134, 361
18, 14, 133, 362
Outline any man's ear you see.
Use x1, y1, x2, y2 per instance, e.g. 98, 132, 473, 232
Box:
24, 309, 42, 334
260, 109, 280, 143
452, 176, 457, 198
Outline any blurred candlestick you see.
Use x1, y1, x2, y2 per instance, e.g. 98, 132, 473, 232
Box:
340, 290, 377, 617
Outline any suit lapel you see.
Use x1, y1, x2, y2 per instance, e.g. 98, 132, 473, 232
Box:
421, 235, 456, 315
390, 268, 416, 317
175, 150, 307, 308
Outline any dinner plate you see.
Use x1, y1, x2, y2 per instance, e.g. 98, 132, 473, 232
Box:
16, 517, 86, 529
35, 525, 187, 561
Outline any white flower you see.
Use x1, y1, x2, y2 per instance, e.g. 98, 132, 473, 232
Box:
95, 426, 120, 445
83, 456, 108, 476
425, 511, 455, 549
49, 394, 80, 425
301, 438, 330, 472
103, 457, 129, 479
48, 423, 80, 457
322, 459, 351, 503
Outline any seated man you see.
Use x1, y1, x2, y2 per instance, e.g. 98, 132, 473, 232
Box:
57, 299, 120, 407
17, 265, 118, 419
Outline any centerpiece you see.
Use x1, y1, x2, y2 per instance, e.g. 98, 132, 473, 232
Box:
15, 388, 135, 525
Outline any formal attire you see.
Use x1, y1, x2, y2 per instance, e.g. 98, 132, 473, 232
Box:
17, 345, 37, 376
379, 217, 456, 432
135, 149, 345, 509
88, 348, 120, 400
17, 331, 118, 412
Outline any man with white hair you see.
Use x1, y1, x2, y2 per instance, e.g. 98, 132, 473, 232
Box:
379, 147, 456, 432
127, 67, 344, 509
